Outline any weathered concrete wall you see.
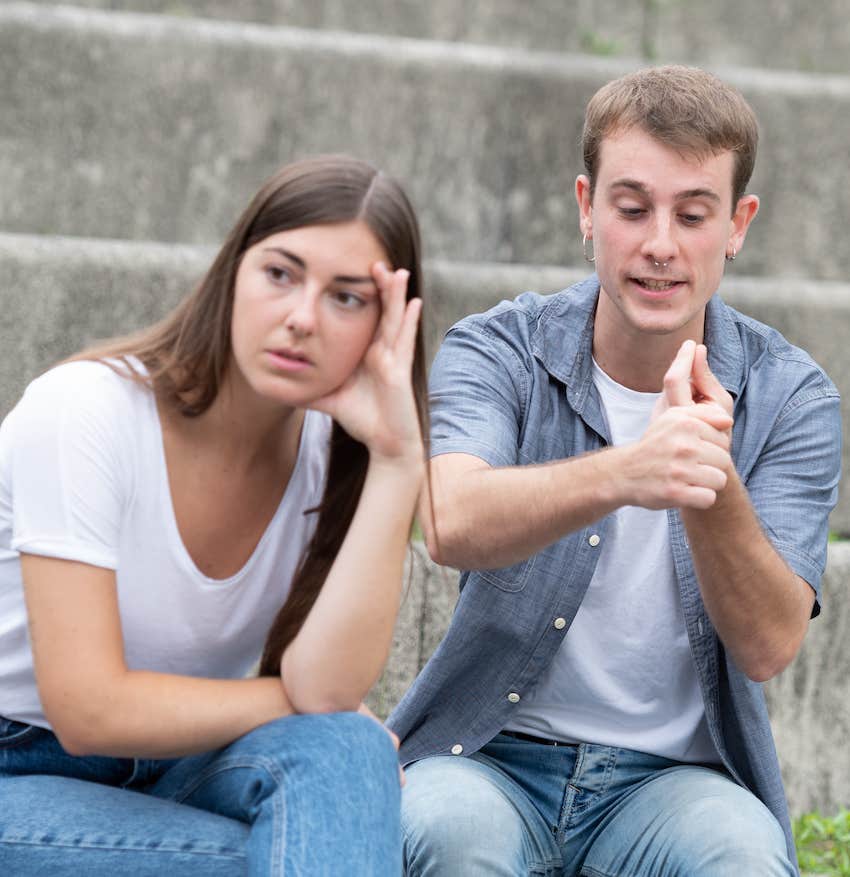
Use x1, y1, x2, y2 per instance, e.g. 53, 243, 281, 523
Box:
3, 4, 850, 281
19, 0, 646, 56
21, 0, 850, 74
370, 542, 850, 817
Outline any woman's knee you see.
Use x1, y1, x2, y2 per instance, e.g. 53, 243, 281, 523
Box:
239, 711, 399, 784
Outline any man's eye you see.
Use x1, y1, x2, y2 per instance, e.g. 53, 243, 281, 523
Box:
680, 214, 705, 225
618, 207, 645, 218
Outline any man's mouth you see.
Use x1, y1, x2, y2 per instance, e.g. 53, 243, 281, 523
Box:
632, 278, 682, 292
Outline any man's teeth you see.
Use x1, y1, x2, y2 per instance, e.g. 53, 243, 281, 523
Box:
637, 279, 677, 291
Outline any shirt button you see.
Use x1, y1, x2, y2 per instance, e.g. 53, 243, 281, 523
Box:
588, 534, 600, 547
451, 743, 464, 755
507, 692, 520, 703
554, 617, 566, 630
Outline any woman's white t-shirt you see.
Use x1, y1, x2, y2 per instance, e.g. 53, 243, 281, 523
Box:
0, 360, 330, 728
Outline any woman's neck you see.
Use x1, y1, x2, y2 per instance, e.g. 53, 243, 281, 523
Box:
161, 371, 305, 476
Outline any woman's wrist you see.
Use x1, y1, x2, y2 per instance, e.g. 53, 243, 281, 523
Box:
367, 441, 426, 476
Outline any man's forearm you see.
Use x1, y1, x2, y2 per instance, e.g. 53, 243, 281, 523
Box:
681, 466, 814, 682
427, 445, 642, 570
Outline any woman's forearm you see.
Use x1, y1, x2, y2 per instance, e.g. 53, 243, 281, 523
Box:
53, 672, 293, 759
280, 453, 423, 713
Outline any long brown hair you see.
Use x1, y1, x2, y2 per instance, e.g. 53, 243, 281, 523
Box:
71, 154, 428, 676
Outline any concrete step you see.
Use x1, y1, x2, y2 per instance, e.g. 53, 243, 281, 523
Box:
3, 4, 850, 281
1, 231, 847, 532
20, 0, 850, 75
378, 540, 850, 820
18, 0, 645, 56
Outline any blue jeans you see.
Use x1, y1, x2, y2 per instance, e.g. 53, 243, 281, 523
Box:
0, 711, 401, 875
402, 733, 794, 876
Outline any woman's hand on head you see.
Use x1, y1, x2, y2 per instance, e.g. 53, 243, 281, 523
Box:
307, 261, 423, 465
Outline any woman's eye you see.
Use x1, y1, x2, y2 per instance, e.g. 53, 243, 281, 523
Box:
680, 214, 706, 225
618, 206, 645, 218
333, 290, 366, 309
265, 265, 294, 284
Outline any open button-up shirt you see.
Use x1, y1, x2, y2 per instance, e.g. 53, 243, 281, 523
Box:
389, 276, 841, 864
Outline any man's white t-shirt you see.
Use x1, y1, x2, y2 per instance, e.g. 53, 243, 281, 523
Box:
505, 359, 718, 763
0, 360, 330, 728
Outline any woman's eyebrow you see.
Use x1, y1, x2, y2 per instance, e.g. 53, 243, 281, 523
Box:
261, 247, 376, 285
262, 246, 305, 268
333, 274, 377, 285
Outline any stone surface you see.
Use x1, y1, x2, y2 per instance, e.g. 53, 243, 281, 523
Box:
21, 0, 850, 75
20, 0, 646, 56
3, 4, 850, 281
766, 541, 850, 816
656, 0, 850, 75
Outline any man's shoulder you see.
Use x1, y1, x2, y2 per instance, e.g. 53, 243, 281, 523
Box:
717, 297, 839, 399
449, 275, 598, 349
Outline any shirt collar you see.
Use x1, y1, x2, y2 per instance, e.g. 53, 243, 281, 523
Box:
531, 274, 745, 401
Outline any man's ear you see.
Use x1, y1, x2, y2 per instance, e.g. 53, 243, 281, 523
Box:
575, 175, 593, 237
729, 194, 759, 256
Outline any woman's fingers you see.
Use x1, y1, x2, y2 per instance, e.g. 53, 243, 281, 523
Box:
372, 262, 409, 346
395, 297, 422, 365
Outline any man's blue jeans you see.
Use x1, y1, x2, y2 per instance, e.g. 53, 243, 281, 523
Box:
402, 733, 795, 876
0, 711, 401, 875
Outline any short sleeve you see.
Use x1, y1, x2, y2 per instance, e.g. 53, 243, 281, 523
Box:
745, 387, 842, 613
6, 363, 136, 569
429, 319, 529, 468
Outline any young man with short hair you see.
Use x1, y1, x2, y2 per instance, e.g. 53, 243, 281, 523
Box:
391, 66, 841, 875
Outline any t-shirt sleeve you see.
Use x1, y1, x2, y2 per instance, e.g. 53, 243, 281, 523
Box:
428, 317, 528, 468
745, 386, 842, 614
7, 364, 133, 570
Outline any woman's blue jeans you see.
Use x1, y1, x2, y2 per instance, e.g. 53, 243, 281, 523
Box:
0, 711, 401, 875
402, 733, 795, 876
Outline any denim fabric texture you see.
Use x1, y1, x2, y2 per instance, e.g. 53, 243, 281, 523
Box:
389, 276, 842, 868
0, 712, 402, 875
402, 733, 794, 876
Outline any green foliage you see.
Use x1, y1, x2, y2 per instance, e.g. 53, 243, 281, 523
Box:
795, 810, 850, 876
578, 31, 621, 57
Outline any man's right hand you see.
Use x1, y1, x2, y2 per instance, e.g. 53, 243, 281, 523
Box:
620, 340, 734, 511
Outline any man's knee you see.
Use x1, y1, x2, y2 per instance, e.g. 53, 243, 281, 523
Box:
592, 767, 794, 877
401, 756, 539, 875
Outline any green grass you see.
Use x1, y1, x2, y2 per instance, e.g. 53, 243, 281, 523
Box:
796, 811, 850, 876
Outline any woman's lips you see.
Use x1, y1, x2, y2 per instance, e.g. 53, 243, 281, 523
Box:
265, 349, 313, 371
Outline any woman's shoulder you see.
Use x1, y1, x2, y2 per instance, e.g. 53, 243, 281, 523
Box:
22, 357, 150, 412
5, 358, 154, 446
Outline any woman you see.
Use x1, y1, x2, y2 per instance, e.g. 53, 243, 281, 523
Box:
0, 155, 427, 875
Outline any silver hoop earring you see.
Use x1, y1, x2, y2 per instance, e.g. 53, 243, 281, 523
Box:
583, 234, 595, 264
726, 247, 737, 262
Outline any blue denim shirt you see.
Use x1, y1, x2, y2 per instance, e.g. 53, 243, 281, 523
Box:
389, 276, 841, 863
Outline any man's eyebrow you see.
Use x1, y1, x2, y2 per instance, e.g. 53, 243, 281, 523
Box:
609, 179, 721, 203
261, 247, 376, 285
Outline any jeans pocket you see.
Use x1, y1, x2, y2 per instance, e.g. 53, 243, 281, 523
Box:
0, 716, 41, 750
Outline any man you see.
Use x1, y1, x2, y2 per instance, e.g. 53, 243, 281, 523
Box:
390, 66, 841, 875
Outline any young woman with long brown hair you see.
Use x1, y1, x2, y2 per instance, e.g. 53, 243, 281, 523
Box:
0, 155, 427, 875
